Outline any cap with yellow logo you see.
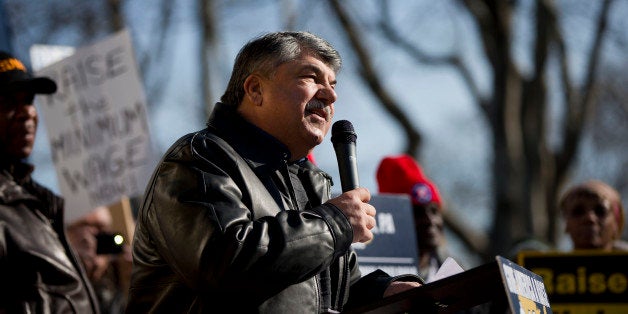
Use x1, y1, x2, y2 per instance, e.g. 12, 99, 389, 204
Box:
0, 51, 56, 94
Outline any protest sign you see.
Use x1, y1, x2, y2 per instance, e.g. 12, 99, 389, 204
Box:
352, 194, 419, 277
36, 29, 153, 223
29, 44, 75, 71
518, 250, 628, 314
497, 256, 553, 314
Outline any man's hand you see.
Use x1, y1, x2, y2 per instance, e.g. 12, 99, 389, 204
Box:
326, 187, 376, 243
66, 223, 110, 281
383, 281, 422, 298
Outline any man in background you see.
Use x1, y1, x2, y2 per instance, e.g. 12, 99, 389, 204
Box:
0, 51, 99, 313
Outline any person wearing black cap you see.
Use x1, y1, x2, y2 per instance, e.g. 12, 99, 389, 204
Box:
0, 51, 100, 313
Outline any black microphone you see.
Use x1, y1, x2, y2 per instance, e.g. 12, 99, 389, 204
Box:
331, 120, 359, 192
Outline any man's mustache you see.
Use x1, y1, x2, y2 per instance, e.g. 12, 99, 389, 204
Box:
305, 100, 332, 120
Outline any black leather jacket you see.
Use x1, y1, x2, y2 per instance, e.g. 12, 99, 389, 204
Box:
127, 103, 405, 313
0, 161, 99, 313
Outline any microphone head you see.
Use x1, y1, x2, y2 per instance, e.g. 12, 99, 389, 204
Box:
331, 120, 357, 144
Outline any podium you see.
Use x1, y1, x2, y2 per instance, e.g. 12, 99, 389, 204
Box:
347, 256, 552, 314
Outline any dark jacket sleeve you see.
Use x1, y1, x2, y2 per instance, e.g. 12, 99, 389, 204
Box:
344, 268, 423, 310
138, 135, 354, 298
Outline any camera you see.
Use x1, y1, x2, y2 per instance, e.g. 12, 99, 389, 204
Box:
96, 232, 125, 255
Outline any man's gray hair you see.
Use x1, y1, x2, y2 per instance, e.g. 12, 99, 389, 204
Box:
220, 31, 341, 107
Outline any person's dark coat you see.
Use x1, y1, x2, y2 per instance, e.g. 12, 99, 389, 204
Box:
0, 161, 100, 313
127, 103, 410, 313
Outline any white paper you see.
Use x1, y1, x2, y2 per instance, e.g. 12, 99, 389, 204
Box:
427, 257, 465, 283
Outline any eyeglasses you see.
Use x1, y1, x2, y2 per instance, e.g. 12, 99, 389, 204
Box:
0, 92, 36, 110
566, 204, 612, 219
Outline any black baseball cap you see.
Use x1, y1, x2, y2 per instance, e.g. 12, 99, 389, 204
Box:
0, 51, 57, 94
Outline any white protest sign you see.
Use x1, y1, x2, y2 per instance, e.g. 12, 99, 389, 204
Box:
35, 29, 153, 223
29, 44, 76, 71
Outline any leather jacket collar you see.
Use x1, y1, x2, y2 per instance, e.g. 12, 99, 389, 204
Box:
206, 102, 293, 171
0, 159, 60, 221
0, 159, 37, 204
0, 158, 34, 184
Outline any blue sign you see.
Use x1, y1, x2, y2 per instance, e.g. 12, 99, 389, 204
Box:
352, 194, 419, 277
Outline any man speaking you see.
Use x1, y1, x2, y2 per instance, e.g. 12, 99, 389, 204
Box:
127, 31, 421, 313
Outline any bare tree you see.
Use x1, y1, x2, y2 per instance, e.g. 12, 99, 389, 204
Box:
199, 0, 219, 118
5, 0, 175, 114
106, 0, 124, 32
327, 0, 619, 260
588, 60, 628, 204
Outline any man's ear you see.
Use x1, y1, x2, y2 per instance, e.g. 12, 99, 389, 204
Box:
243, 74, 263, 106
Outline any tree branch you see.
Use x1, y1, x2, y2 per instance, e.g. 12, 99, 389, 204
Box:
376, 1, 488, 117
556, 0, 613, 175
327, 0, 422, 155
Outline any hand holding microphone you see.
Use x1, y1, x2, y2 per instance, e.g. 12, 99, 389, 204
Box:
327, 120, 376, 243
327, 188, 376, 243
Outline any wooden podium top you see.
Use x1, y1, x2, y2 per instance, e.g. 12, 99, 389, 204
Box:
347, 256, 552, 313
346, 260, 507, 314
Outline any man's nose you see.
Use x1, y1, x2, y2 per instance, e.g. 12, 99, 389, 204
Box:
581, 209, 599, 222
317, 83, 337, 104
15, 104, 37, 120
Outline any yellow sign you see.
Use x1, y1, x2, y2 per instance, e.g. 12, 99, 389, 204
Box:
518, 251, 628, 314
